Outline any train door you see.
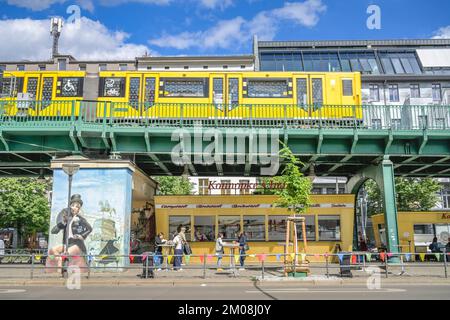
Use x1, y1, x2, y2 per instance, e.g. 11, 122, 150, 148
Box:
291, 74, 310, 119
210, 73, 226, 118
141, 73, 159, 119
225, 74, 243, 118
115, 72, 142, 119
309, 74, 326, 118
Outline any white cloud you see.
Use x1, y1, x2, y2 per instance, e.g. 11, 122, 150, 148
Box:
199, 0, 234, 10
150, 0, 327, 51
6, 0, 65, 11
433, 26, 450, 39
0, 17, 156, 61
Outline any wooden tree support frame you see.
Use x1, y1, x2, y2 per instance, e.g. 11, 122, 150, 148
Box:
284, 216, 310, 276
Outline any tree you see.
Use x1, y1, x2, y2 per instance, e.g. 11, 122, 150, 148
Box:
152, 176, 194, 195
364, 177, 441, 215
272, 143, 312, 215
0, 178, 51, 245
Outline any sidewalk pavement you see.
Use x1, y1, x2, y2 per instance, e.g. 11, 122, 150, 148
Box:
0, 262, 449, 286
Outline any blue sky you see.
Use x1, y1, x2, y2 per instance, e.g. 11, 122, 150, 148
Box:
0, 0, 449, 60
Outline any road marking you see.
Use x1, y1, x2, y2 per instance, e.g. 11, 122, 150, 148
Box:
246, 288, 406, 294
0, 289, 26, 294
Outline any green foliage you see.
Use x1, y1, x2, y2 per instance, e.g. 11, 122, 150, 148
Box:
0, 178, 51, 238
365, 177, 441, 215
273, 142, 312, 214
152, 176, 194, 195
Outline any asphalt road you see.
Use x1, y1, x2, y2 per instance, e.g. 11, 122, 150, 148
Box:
1, 283, 450, 300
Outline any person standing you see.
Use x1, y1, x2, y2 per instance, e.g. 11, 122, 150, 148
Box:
238, 231, 248, 270
154, 232, 166, 271
215, 233, 226, 271
172, 228, 186, 271
0, 236, 4, 262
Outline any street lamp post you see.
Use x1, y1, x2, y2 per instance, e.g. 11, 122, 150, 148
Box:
61, 164, 80, 277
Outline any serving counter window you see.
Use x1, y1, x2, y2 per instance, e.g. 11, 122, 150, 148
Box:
218, 216, 240, 241
268, 215, 288, 241
297, 215, 316, 241
169, 216, 191, 240
244, 215, 265, 241
193, 216, 215, 242
318, 215, 341, 241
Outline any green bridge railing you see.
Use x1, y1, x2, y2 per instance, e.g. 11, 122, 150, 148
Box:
1, 100, 450, 130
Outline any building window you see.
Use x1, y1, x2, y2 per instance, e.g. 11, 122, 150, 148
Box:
58, 59, 67, 71
441, 188, 450, 209
410, 84, 420, 98
164, 66, 170, 70
318, 215, 341, 241
297, 215, 316, 241
218, 216, 240, 240
380, 52, 421, 74
342, 79, 353, 96
243, 216, 265, 241
432, 84, 442, 101
326, 188, 337, 195
241, 65, 246, 69
39, 65, 46, 71
372, 119, 382, 129
418, 115, 428, 129
17, 65, 25, 71
369, 84, 380, 102
119, 64, 128, 71
268, 216, 288, 241
223, 65, 228, 69
392, 119, 401, 130
184, 66, 189, 70
221, 180, 231, 195
312, 188, 322, 194
99, 64, 107, 71
0, 65, 5, 71
169, 216, 191, 240
79, 64, 86, 71
203, 66, 208, 69
198, 178, 209, 195
388, 84, 399, 102
147, 66, 152, 70
239, 180, 250, 195
193, 216, 215, 241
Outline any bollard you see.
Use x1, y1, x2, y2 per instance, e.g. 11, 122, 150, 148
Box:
325, 254, 329, 278
30, 253, 34, 280
203, 254, 207, 279
145, 254, 149, 279
262, 260, 265, 280
444, 249, 448, 279
384, 254, 388, 278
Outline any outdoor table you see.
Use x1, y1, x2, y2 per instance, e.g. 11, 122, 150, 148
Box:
157, 243, 175, 271
223, 243, 240, 276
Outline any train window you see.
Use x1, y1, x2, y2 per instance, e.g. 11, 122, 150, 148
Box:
128, 77, 140, 109
26, 77, 39, 99
311, 78, 323, 107
342, 79, 353, 96
17, 65, 25, 71
245, 79, 291, 98
228, 78, 239, 106
160, 78, 208, 97
57, 77, 84, 97
0, 77, 23, 97
100, 77, 126, 97
212, 78, 223, 105
144, 77, 156, 106
296, 78, 307, 106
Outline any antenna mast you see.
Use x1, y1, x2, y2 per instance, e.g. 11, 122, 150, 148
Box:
50, 18, 63, 59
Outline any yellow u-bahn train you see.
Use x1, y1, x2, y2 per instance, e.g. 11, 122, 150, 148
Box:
0, 71, 361, 119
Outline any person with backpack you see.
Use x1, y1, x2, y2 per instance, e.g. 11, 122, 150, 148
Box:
172, 227, 186, 271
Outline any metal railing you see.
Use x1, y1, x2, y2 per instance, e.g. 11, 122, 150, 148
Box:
1, 101, 450, 130
0, 251, 449, 280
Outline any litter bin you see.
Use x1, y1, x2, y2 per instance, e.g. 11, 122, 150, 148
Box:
339, 252, 352, 278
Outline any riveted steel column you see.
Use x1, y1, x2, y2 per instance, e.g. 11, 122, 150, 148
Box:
380, 156, 400, 255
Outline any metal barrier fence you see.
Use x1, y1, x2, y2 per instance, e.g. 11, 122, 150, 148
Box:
1, 101, 450, 130
0, 251, 448, 280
